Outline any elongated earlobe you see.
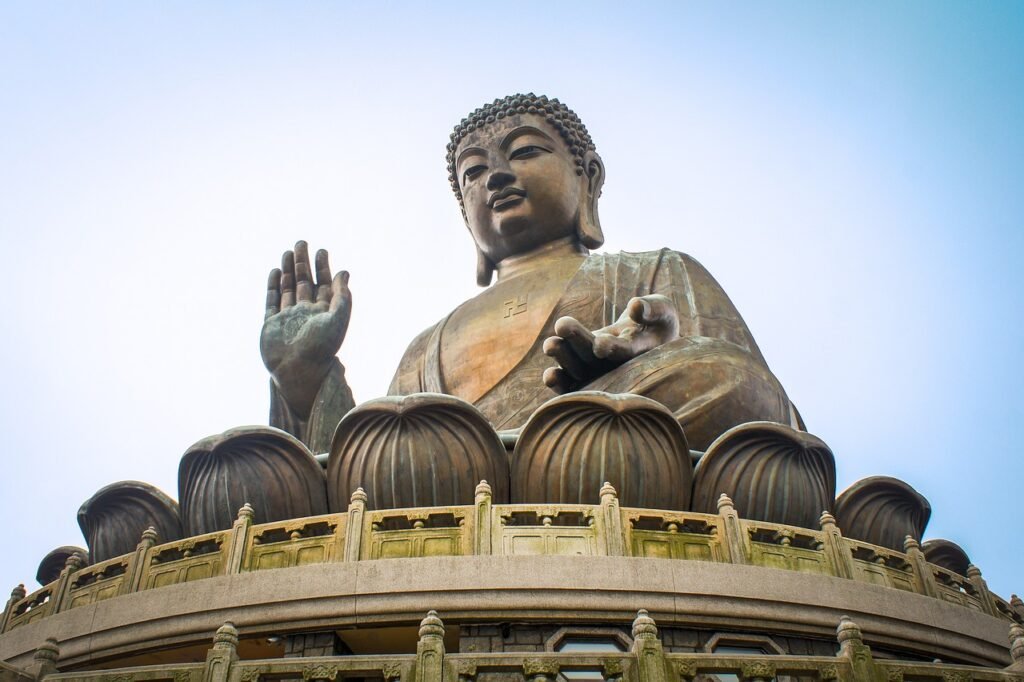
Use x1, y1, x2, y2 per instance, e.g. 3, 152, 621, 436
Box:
476, 247, 495, 287
577, 151, 605, 249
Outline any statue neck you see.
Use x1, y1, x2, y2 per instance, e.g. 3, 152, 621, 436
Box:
495, 237, 589, 283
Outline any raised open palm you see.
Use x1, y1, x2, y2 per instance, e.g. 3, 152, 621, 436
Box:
261, 241, 351, 417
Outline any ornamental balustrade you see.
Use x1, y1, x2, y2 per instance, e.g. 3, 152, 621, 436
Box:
4, 484, 1023, 634
14, 612, 1024, 681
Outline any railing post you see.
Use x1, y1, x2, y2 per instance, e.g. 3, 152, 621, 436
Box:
473, 480, 493, 555
415, 611, 445, 682
965, 564, 1000, 617
344, 488, 368, 562
599, 483, 626, 556
50, 553, 84, 614
125, 527, 160, 593
1009, 623, 1024, 672
716, 495, 749, 565
902, 536, 938, 598
523, 658, 559, 682
225, 503, 255, 575
202, 622, 239, 682
631, 610, 668, 682
818, 512, 855, 581
835, 616, 876, 681
1, 584, 25, 633
29, 637, 60, 678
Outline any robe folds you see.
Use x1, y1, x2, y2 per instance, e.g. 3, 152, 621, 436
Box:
388, 249, 795, 451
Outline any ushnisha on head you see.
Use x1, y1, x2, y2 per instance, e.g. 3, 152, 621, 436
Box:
448, 94, 606, 285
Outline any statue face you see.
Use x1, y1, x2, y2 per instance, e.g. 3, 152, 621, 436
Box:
455, 114, 584, 265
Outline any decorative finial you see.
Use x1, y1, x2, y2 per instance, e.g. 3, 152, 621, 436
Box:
213, 622, 239, 648
716, 493, 735, 512
237, 503, 255, 521
903, 535, 920, 552
600, 482, 618, 500
33, 637, 59, 663
64, 553, 84, 571
419, 610, 445, 639
11, 583, 26, 600
141, 526, 159, 544
475, 480, 492, 497
819, 511, 837, 527
350, 487, 368, 504
631, 609, 658, 640
966, 564, 982, 579
836, 615, 863, 646
1011, 594, 1023, 609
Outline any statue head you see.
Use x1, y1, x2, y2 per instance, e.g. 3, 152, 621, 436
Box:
447, 94, 605, 285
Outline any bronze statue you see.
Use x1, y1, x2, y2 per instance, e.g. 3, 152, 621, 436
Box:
261, 94, 799, 456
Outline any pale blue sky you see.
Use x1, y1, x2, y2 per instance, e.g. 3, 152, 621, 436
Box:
1, 2, 1021, 600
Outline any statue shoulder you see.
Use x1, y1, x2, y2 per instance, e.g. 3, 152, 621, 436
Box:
387, 319, 444, 395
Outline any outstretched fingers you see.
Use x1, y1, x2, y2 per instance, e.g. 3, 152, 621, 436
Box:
280, 250, 296, 308
543, 335, 590, 381
328, 270, 352, 328
553, 316, 599, 364
314, 249, 333, 303
543, 366, 574, 394
265, 268, 282, 319
294, 241, 314, 303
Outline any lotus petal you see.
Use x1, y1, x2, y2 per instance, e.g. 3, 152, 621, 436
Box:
179, 425, 327, 535
78, 481, 182, 563
834, 476, 931, 551
36, 546, 89, 585
327, 393, 508, 511
512, 391, 692, 508
692, 421, 835, 529
922, 539, 971, 577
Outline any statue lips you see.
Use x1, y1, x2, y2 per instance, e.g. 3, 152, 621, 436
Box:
488, 187, 526, 211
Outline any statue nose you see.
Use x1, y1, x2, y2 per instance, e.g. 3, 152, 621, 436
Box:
486, 166, 516, 191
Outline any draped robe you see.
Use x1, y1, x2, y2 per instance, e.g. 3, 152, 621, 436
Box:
388, 249, 795, 451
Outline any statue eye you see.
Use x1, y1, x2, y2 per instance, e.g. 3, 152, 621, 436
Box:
510, 144, 549, 160
463, 164, 486, 184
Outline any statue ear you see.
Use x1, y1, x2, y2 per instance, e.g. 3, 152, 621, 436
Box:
476, 246, 495, 287
577, 151, 605, 249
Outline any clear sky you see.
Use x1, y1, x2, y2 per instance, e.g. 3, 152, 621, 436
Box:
1, 2, 1021, 602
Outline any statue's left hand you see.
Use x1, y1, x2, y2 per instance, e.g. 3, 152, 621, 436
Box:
542, 294, 679, 394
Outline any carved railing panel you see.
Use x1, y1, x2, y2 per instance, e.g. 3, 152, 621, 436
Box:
246, 513, 346, 571
623, 510, 724, 562
743, 519, 830, 575
5, 584, 54, 630
365, 508, 471, 559
494, 504, 600, 557
141, 530, 229, 590
65, 555, 130, 610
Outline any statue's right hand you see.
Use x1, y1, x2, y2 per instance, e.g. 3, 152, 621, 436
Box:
260, 240, 351, 418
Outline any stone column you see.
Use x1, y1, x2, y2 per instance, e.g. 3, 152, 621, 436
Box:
415, 611, 445, 682
902, 536, 938, 598
474, 481, 493, 556
631, 610, 668, 682
28, 638, 60, 678
599, 483, 625, 557
50, 554, 84, 614
1, 584, 26, 633
818, 512, 855, 581
716, 495, 749, 565
1009, 623, 1024, 672
126, 526, 160, 593
202, 622, 239, 682
344, 488, 367, 562
965, 564, 999, 617
225, 503, 255, 575
835, 616, 875, 681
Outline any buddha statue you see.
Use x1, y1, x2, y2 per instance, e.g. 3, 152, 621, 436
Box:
259, 94, 799, 456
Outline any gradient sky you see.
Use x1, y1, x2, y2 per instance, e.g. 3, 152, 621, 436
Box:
1, 2, 1021, 602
